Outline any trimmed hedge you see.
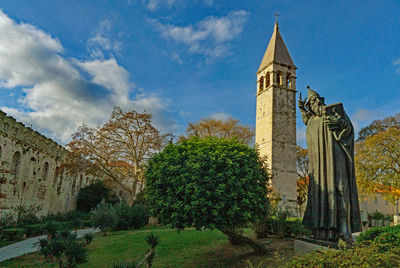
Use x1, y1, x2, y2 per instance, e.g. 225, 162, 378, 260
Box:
2, 228, 26, 241
357, 225, 400, 243
24, 224, 44, 237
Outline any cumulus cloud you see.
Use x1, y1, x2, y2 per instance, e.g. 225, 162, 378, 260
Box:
0, 11, 174, 144
151, 10, 249, 57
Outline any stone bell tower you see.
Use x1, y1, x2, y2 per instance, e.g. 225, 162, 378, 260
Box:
255, 21, 298, 214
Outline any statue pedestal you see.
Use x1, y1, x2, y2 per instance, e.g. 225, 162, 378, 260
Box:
294, 237, 337, 256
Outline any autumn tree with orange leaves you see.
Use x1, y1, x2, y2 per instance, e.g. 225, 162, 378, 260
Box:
180, 118, 254, 145
296, 146, 309, 215
355, 125, 400, 214
67, 107, 171, 205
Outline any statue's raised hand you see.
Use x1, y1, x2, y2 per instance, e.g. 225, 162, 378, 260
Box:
298, 93, 307, 110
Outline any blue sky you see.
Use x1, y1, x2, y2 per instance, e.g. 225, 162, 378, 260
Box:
0, 0, 399, 146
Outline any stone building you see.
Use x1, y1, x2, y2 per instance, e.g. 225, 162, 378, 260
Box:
0, 110, 97, 216
255, 21, 298, 214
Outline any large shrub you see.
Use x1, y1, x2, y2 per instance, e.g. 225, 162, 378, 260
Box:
76, 181, 119, 213
145, 137, 270, 255
114, 203, 149, 230
357, 225, 400, 243
36, 225, 88, 268
2, 228, 26, 241
91, 203, 117, 235
286, 242, 400, 267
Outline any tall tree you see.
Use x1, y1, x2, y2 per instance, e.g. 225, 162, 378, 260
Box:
67, 107, 171, 205
296, 146, 309, 215
145, 137, 270, 255
181, 118, 254, 144
355, 126, 400, 214
357, 112, 400, 141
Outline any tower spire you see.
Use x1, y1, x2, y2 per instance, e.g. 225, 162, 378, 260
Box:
257, 18, 295, 74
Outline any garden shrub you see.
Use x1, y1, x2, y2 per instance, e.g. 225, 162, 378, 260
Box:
81, 219, 94, 228
285, 219, 311, 238
24, 224, 44, 237
36, 224, 89, 268
357, 225, 400, 243
286, 242, 400, 267
114, 203, 149, 230
91, 203, 117, 235
2, 228, 26, 241
13, 204, 42, 227
76, 180, 119, 213
128, 204, 149, 229
84, 233, 93, 245
0, 211, 16, 229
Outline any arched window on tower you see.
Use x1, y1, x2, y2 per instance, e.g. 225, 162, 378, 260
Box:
42, 162, 49, 181
286, 73, 291, 88
11, 151, 21, 176
259, 76, 264, 91
277, 72, 282, 86
265, 72, 270, 87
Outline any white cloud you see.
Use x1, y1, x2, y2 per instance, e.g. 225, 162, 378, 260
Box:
143, 0, 176, 11
171, 52, 183, 64
394, 58, 400, 74
210, 112, 232, 121
0, 11, 175, 144
352, 108, 379, 122
87, 19, 121, 59
152, 10, 249, 57
350, 108, 382, 137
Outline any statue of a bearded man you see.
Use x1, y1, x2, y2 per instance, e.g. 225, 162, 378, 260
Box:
298, 86, 362, 244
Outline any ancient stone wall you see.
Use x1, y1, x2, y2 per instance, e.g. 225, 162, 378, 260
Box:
0, 111, 97, 216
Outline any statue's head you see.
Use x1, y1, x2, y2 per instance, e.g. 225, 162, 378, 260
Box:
306, 88, 325, 116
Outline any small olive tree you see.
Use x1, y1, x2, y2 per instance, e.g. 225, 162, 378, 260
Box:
145, 137, 270, 255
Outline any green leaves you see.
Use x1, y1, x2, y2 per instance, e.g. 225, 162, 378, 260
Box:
145, 136, 270, 231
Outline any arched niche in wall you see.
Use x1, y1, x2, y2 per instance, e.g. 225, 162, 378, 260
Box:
11, 151, 21, 176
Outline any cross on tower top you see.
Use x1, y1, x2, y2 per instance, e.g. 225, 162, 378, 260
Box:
274, 12, 279, 23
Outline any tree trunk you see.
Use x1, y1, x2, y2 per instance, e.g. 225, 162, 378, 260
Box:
136, 247, 155, 268
220, 229, 268, 255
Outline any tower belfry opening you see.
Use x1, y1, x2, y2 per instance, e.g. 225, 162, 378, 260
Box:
255, 20, 298, 215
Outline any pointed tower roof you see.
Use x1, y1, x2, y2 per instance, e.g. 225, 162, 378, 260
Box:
257, 22, 296, 74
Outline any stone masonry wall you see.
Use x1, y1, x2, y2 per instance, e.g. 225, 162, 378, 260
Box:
0, 111, 97, 216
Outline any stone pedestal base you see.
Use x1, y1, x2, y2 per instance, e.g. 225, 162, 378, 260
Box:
294, 237, 337, 256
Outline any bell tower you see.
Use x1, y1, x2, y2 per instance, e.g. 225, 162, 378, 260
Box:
255, 21, 298, 214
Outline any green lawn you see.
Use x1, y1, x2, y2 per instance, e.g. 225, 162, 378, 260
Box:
2, 226, 294, 267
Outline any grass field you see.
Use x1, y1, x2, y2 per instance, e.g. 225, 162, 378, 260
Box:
1, 226, 294, 267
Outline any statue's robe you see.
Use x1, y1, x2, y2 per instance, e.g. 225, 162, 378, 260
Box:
302, 109, 362, 234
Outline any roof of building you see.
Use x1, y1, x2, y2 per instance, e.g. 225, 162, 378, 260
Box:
257, 22, 296, 74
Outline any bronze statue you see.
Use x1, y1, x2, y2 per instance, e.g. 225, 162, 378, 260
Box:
298, 86, 362, 243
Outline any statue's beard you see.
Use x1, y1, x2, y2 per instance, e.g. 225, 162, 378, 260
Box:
311, 103, 324, 116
